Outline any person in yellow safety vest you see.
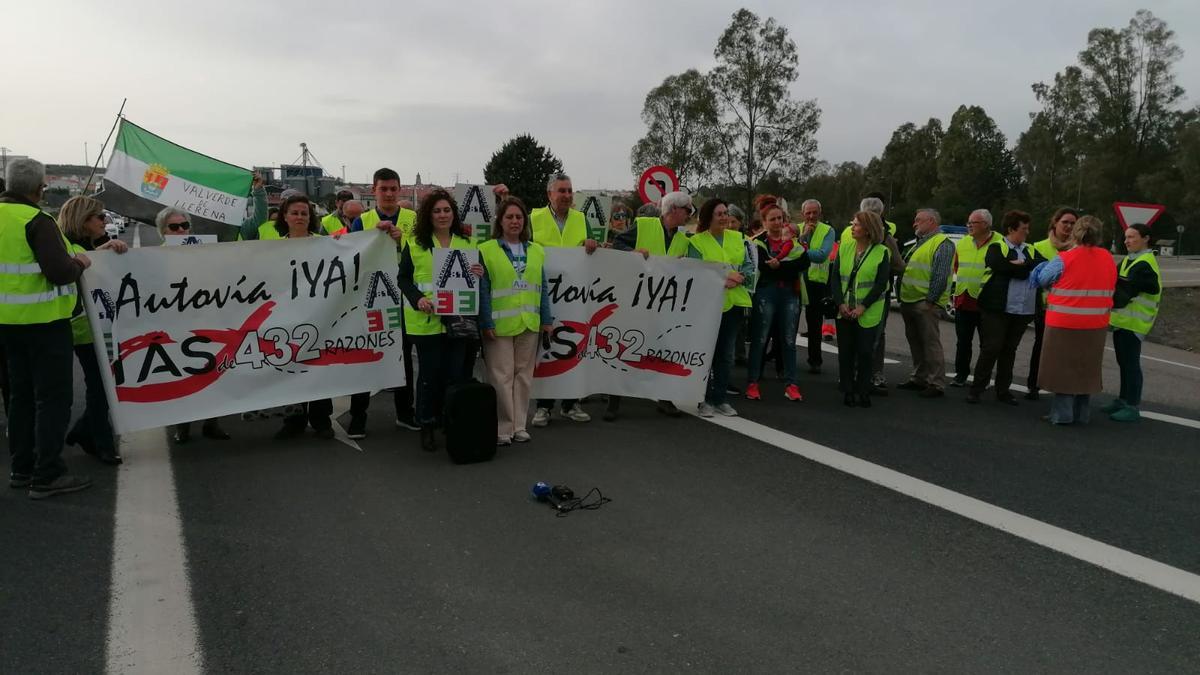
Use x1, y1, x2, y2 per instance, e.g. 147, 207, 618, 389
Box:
744, 202, 810, 404
830, 210, 893, 408
344, 168, 419, 439
478, 196, 553, 446
320, 190, 363, 235
56, 196, 129, 466
686, 198, 755, 418
494, 173, 598, 427
896, 208, 956, 398
1024, 206, 1077, 400
852, 193, 904, 394
950, 208, 1008, 387
602, 191, 695, 421
797, 199, 836, 375
398, 189, 481, 451
0, 159, 93, 499
1104, 223, 1162, 423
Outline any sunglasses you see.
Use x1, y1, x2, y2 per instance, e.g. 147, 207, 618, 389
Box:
611, 213, 629, 220
167, 221, 191, 231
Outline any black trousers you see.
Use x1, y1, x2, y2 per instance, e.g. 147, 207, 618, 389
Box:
836, 319, 879, 396
283, 399, 333, 432
970, 311, 1032, 398
803, 279, 830, 367
71, 344, 116, 454
953, 308, 983, 383
2, 320, 74, 481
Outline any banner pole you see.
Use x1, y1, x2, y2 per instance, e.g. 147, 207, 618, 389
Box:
84, 98, 128, 195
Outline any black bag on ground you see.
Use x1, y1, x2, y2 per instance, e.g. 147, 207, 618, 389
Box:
443, 381, 497, 464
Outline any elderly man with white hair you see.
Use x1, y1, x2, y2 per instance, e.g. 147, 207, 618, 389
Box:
797, 198, 835, 374
950, 208, 1007, 387
603, 190, 694, 420
0, 159, 93, 498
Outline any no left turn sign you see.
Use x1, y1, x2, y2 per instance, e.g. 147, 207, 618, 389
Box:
638, 165, 680, 204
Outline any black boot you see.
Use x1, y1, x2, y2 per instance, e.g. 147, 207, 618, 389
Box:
420, 426, 437, 452
173, 423, 192, 444
201, 419, 231, 440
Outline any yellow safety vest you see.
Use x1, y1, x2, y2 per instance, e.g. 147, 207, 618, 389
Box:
258, 221, 283, 240
65, 242, 94, 344
530, 207, 588, 248
479, 239, 544, 337
1109, 252, 1162, 336
805, 222, 834, 283
404, 235, 475, 336
899, 233, 951, 306
320, 212, 345, 235
837, 240, 890, 328
0, 202, 77, 325
689, 230, 752, 312
954, 232, 1008, 299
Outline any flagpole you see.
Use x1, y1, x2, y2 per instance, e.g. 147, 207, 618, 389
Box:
84, 98, 128, 195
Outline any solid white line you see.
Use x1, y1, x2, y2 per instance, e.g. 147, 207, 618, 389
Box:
795, 336, 899, 364
687, 410, 1200, 605
1102, 347, 1200, 372
106, 430, 203, 674
948, 373, 1200, 431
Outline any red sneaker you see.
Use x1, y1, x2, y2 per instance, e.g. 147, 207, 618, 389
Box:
745, 382, 761, 400
784, 384, 803, 401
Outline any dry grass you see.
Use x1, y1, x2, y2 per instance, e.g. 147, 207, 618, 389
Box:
1151, 287, 1200, 353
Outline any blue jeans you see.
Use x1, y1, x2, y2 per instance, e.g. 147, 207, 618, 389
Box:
706, 309, 743, 406
1050, 394, 1091, 424
747, 286, 798, 385
1113, 329, 1143, 406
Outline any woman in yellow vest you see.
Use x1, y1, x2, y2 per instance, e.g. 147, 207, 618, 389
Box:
271, 194, 339, 440
56, 197, 128, 465
686, 198, 754, 418
1104, 223, 1162, 422
830, 211, 892, 408
398, 189, 481, 451
1025, 207, 1077, 399
479, 197, 553, 446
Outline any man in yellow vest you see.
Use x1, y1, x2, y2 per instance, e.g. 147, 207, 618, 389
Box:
797, 199, 835, 374
321, 190, 362, 235
1, 159, 93, 498
345, 168, 418, 438
950, 208, 1006, 387
498, 173, 598, 426
896, 208, 956, 397
602, 191, 694, 420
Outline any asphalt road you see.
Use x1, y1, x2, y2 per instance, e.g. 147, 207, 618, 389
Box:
2, 223, 1198, 672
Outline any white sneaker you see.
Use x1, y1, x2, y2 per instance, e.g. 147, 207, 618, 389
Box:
715, 403, 739, 417
513, 430, 531, 443
561, 404, 591, 422
497, 436, 512, 446
531, 408, 551, 427
697, 402, 715, 418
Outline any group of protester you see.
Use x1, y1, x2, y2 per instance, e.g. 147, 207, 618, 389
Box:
0, 157, 1163, 499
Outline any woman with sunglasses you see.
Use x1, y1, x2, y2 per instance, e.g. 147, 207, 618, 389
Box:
58, 196, 128, 464
604, 205, 632, 247
153, 206, 236, 444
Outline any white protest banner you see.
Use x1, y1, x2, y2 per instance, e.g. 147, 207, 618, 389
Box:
81, 231, 407, 433
452, 183, 496, 245
432, 248, 480, 315
532, 248, 726, 401
573, 191, 613, 243
163, 234, 218, 246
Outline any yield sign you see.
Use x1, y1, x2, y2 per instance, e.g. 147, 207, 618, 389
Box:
637, 165, 680, 204
1113, 202, 1166, 230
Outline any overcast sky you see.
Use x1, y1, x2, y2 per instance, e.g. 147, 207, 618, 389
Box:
4, 0, 1198, 189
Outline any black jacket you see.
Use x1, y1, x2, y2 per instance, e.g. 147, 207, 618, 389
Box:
1113, 255, 1161, 309
977, 242, 1044, 313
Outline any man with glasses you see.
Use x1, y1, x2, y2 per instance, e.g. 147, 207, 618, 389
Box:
950, 209, 1006, 387
322, 190, 362, 235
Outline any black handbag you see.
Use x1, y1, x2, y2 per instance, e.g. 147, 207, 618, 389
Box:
441, 314, 480, 339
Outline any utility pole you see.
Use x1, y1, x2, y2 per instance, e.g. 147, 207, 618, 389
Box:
84, 142, 89, 167
341, 165, 346, 183
1, 147, 10, 177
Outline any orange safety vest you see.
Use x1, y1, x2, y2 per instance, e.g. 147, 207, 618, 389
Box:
1045, 246, 1117, 330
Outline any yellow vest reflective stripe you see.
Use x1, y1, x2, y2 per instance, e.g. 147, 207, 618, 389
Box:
899, 233, 950, 306
805, 222, 833, 283
690, 230, 752, 311
404, 235, 475, 336
479, 239, 544, 336
530, 207, 587, 248
1109, 252, 1161, 336
954, 232, 1007, 298
633, 217, 666, 255
0, 202, 78, 324
838, 241, 889, 328
67, 242, 93, 345
258, 221, 283, 240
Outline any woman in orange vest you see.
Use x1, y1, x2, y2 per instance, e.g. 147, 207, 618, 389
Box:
1029, 215, 1117, 425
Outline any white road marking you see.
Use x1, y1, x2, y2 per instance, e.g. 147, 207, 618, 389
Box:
948, 373, 1200, 431
686, 409, 1200, 605
331, 396, 362, 451
1102, 347, 1200, 372
106, 430, 203, 674
795, 336, 899, 364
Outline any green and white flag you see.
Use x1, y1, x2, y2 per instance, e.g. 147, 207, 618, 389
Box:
100, 119, 252, 234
